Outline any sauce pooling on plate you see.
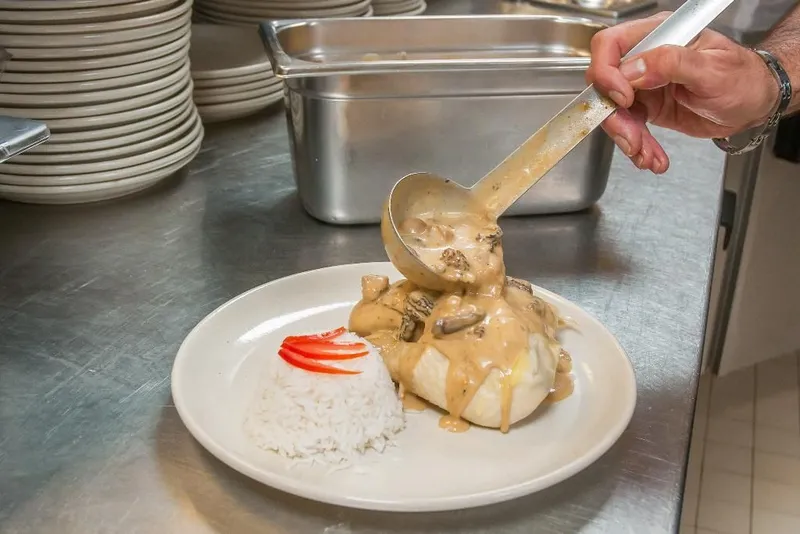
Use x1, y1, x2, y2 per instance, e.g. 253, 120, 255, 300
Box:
349, 211, 574, 433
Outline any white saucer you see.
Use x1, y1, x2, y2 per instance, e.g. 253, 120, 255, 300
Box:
11, 106, 197, 165
171, 262, 637, 512
0, 62, 188, 107
4, 30, 189, 74
42, 99, 193, 149
0, 136, 202, 205
189, 24, 272, 80
0, 115, 202, 186
0, 0, 175, 23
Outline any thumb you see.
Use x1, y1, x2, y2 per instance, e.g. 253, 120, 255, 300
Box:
619, 45, 710, 92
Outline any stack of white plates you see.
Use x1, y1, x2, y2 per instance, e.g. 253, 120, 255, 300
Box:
193, 0, 374, 26
372, 0, 426, 16
190, 24, 281, 123
0, 0, 202, 205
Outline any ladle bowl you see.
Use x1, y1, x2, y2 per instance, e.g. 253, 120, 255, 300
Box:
381, 171, 482, 293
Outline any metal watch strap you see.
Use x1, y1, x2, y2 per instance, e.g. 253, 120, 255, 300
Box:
713, 49, 793, 156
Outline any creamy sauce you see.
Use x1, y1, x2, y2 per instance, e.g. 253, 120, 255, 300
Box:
349, 213, 574, 433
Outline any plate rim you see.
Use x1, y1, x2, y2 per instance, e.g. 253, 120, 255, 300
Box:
171, 261, 637, 512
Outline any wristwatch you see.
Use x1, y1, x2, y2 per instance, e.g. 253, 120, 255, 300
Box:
713, 49, 793, 156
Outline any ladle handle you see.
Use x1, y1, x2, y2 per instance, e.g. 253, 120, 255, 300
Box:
471, 0, 736, 219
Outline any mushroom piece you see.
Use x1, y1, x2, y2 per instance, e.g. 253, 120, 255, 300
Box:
405, 290, 435, 321
397, 290, 437, 342
440, 248, 470, 271
506, 276, 533, 295
361, 275, 390, 302
477, 227, 503, 252
431, 310, 486, 338
398, 313, 418, 342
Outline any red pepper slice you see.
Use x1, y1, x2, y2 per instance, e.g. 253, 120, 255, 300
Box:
281, 341, 368, 361
278, 346, 361, 375
286, 339, 366, 351
283, 326, 346, 344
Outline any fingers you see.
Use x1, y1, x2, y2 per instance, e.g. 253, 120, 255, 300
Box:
602, 106, 670, 174
586, 11, 671, 108
622, 45, 712, 92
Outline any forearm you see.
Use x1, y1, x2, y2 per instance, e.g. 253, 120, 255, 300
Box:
760, 4, 800, 114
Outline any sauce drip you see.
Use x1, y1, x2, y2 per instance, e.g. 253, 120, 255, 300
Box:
350, 213, 574, 433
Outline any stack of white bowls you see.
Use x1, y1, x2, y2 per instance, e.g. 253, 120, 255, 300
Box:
0, 0, 202, 205
193, 0, 374, 25
372, 0, 426, 15
190, 24, 281, 123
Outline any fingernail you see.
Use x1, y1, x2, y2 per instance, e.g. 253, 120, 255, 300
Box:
608, 90, 627, 107
633, 154, 644, 168
655, 157, 667, 174
620, 58, 646, 81
613, 135, 632, 156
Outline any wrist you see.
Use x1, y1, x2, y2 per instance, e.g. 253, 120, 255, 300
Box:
746, 48, 781, 128
763, 47, 800, 115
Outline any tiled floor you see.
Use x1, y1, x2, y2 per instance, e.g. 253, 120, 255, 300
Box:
680, 352, 800, 534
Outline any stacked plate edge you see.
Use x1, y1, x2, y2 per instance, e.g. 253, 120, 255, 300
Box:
0, 0, 203, 205
372, 0, 426, 16
193, 0, 374, 25
190, 23, 281, 123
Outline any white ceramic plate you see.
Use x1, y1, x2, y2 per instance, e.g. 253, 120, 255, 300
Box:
10, 79, 192, 132
194, 1, 370, 21
4, 20, 188, 60
194, 77, 281, 97
15, 103, 194, 161
0, 0, 145, 9
189, 23, 273, 79
3, 30, 189, 74
28, 100, 195, 153
43, 98, 192, 146
197, 90, 282, 123
193, 70, 275, 89
0, 2, 191, 48
0, 114, 202, 185
0, 70, 189, 119
197, 0, 370, 17
193, 84, 281, 105
0, 61, 181, 95
212, 0, 365, 8
0, 62, 188, 107
171, 262, 637, 512
0, 0, 174, 23
0, 135, 202, 205
0, 0, 186, 34
375, 1, 426, 16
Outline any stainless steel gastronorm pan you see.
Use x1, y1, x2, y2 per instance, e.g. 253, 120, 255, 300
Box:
261, 15, 614, 224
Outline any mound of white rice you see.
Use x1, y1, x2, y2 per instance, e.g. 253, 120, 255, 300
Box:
244, 332, 405, 467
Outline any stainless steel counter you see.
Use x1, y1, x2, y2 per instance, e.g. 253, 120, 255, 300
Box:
0, 95, 727, 531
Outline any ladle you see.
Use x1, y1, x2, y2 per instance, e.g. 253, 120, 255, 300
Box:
382, 0, 736, 292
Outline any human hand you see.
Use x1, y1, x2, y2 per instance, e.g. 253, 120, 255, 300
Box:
586, 12, 780, 174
